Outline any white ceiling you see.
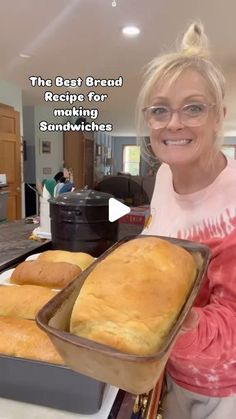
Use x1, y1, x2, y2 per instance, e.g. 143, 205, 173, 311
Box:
1, 0, 236, 135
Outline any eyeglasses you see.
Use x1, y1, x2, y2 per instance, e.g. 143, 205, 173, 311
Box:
142, 102, 215, 129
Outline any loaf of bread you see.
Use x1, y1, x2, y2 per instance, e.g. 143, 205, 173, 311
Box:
0, 316, 63, 364
70, 237, 197, 356
10, 260, 81, 288
0, 285, 57, 320
38, 250, 95, 270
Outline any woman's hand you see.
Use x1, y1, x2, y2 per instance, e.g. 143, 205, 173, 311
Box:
180, 308, 200, 333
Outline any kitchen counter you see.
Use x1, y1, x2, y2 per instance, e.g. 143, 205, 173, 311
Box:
0, 219, 142, 273
0, 219, 51, 272
0, 388, 136, 419
0, 384, 135, 419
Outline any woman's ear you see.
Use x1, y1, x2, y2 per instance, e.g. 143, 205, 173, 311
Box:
223, 105, 227, 118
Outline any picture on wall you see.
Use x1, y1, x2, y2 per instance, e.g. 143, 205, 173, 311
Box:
40, 139, 51, 154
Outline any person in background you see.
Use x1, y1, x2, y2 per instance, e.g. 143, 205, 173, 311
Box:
53, 171, 66, 197
43, 169, 74, 197
59, 167, 75, 194
42, 178, 56, 198
137, 21, 236, 418
39, 171, 66, 198
53, 171, 64, 183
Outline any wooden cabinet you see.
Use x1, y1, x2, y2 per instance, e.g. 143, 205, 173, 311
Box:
0, 104, 21, 220
63, 132, 94, 189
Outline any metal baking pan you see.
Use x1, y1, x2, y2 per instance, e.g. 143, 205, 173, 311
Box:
0, 354, 105, 414
37, 235, 211, 395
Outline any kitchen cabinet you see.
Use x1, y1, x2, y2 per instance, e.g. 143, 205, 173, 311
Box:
0, 104, 21, 220
63, 132, 94, 189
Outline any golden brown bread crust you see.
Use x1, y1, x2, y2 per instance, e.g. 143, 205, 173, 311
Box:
70, 237, 197, 356
0, 285, 57, 319
10, 260, 81, 288
0, 316, 63, 364
38, 250, 95, 270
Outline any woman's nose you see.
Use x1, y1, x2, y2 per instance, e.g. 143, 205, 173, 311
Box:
166, 110, 184, 130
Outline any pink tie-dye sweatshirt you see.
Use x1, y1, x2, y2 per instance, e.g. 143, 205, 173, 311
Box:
143, 156, 236, 397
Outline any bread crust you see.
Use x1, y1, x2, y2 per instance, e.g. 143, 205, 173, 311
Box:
0, 285, 57, 319
70, 237, 197, 356
0, 316, 63, 364
38, 250, 94, 270
10, 260, 81, 288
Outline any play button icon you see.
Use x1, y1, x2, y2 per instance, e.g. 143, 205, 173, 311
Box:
109, 198, 131, 222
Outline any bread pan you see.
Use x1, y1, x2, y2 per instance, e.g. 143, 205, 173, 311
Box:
0, 354, 105, 414
37, 235, 211, 394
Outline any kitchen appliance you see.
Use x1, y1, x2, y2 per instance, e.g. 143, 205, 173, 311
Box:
49, 189, 119, 257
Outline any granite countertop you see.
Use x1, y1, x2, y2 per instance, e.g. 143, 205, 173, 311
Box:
0, 220, 142, 270
0, 219, 51, 272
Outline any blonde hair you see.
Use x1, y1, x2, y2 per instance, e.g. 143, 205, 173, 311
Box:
136, 22, 226, 164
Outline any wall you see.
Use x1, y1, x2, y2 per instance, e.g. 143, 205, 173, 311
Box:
224, 136, 236, 145
0, 79, 25, 216
0, 80, 23, 136
34, 106, 65, 183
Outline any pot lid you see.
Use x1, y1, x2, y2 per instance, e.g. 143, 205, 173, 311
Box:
50, 189, 114, 207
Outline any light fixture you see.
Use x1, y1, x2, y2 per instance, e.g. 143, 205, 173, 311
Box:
112, 0, 117, 7
122, 26, 140, 37
19, 53, 32, 59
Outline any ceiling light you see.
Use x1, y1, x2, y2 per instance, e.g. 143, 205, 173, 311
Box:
122, 26, 140, 37
19, 53, 32, 58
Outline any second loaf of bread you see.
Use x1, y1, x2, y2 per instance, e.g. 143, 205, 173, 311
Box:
70, 237, 197, 356
38, 250, 95, 270
0, 316, 63, 364
10, 260, 81, 288
0, 285, 57, 320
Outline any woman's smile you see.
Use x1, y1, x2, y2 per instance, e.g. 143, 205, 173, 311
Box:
162, 139, 193, 146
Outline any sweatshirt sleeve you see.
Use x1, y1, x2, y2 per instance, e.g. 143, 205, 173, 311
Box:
171, 228, 236, 368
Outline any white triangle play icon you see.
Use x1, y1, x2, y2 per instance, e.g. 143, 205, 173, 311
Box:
109, 198, 131, 222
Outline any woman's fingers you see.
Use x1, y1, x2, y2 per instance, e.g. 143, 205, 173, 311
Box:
180, 309, 200, 334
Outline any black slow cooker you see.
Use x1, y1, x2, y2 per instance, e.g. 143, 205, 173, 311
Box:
50, 189, 119, 257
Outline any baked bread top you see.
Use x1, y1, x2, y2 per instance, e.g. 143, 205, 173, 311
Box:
0, 316, 63, 364
10, 260, 81, 288
0, 284, 57, 319
38, 250, 95, 270
70, 237, 197, 356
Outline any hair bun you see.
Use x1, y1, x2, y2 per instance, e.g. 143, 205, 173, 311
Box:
181, 22, 209, 59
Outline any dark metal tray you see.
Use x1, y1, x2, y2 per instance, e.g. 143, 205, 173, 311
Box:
0, 354, 105, 414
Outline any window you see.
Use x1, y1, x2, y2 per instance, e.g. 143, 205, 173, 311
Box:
123, 145, 140, 175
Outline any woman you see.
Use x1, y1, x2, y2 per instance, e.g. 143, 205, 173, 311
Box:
137, 22, 236, 418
